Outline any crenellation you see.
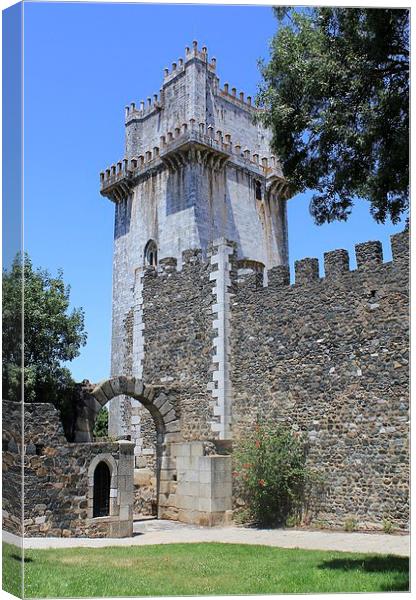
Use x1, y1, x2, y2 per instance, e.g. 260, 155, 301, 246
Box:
236, 264, 264, 289
324, 249, 350, 278
230, 229, 409, 531
355, 240, 383, 270
295, 257, 320, 285
267, 264, 290, 289
390, 229, 409, 263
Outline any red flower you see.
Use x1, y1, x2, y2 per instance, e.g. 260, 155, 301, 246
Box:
258, 479, 266, 487
255, 440, 261, 448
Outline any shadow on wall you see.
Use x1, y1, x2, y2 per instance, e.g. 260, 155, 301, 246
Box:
114, 196, 132, 240
166, 163, 242, 253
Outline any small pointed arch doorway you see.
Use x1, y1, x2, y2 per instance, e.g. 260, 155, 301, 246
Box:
93, 461, 111, 517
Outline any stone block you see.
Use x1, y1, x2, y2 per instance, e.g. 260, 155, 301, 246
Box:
134, 468, 153, 486
163, 409, 177, 423
198, 456, 213, 472
165, 420, 180, 433
164, 433, 182, 444
100, 379, 115, 402
182, 469, 199, 483
190, 442, 205, 457
212, 480, 232, 499
177, 509, 200, 525
160, 468, 176, 481
134, 379, 144, 398
159, 401, 173, 417
110, 376, 128, 397
143, 385, 156, 402
92, 387, 109, 407
211, 456, 231, 472
176, 494, 199, 511
119, 505, 131, 520
198, 483, 212, 498
198, 498, 212, 512
153, 393, 168, 409
199, 470, 212, 484
126, 377, 137, 396
160, 456, 176, 470
174, 443, 191, 457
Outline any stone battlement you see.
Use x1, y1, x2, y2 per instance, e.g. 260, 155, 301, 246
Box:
131, 230, 408, 289
100, 120, 288, 201
124, 41, 256, 126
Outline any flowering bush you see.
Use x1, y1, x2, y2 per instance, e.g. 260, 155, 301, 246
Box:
233, 424, 310, 527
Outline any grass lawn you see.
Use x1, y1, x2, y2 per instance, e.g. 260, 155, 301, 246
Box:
3, 541, 409, 598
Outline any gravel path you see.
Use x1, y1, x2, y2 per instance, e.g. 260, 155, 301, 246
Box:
3, 520, 409, 556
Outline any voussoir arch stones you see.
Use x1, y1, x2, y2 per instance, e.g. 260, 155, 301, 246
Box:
91, 376, 180, 438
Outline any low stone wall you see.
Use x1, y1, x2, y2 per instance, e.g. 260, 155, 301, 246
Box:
3, 401, 134, 538
2, 401, 23, 535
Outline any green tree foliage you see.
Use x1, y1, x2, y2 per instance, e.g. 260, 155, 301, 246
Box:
2, 253, 87, 410
258, 8, 409, 224
233, 424, 310, 527
93, 408, 109, 438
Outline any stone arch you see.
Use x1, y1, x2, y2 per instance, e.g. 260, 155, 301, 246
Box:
90, 376, 180, 442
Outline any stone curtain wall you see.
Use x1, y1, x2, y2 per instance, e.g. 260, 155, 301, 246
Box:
142, 250, 215, 441
231, 230, 409, 531
3, 401, 134, 538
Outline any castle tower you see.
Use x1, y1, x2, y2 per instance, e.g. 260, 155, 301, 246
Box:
100, 42, 291, 441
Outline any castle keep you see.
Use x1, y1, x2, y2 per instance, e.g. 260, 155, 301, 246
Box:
100, 42, 291, 444
3, 44, 409, 539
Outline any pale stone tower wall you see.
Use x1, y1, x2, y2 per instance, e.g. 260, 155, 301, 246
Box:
100, 41, 290, 447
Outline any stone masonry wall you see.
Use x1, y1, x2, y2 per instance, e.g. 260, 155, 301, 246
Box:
141, 250, 215, 441
2, 400, 23, 535
231, 230, 409, 531
3, 401, 134, 538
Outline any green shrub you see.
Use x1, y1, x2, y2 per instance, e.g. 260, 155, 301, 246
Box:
285, 514, 301, 528
344, 517, 358, 532
233, 424, 311, 527
383, 519, 394, 534
93, 407, 109, 438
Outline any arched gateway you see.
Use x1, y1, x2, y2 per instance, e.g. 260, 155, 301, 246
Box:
91, 376, 180, 439
74, 377, 232, 527
74, 376, 180, 521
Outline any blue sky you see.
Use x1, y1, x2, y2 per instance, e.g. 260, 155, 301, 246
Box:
22, 1, 405, 383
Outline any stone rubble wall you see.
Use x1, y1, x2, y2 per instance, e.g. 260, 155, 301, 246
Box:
3, 400, 134, 538
2, 400, 23, 535
141, 250, 215, 441
231, 230, 409, 531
